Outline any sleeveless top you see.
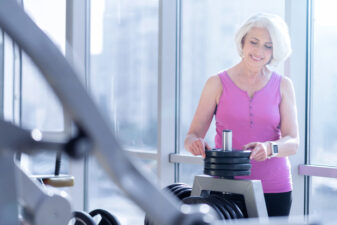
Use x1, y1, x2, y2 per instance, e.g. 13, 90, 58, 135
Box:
214, 70, 292, 193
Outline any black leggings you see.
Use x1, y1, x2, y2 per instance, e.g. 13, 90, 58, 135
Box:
264, 191, 292, 217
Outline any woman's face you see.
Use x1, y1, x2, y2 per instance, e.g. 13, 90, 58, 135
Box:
241, 27, 273, 70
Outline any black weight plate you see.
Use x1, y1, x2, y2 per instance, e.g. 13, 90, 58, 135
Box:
73, 211, 96, 225
89, 209, 121, 225
204, 169, 250, 177
172, 186, 186, 196
207, 196, 231, 220
219, 196, 244, 219
175, 187, 192, 200
182, 197, 224, 220
205, 157, 250, 164
165, 183, 186, 191
212, 196, 238, 219
204, 163, 251, 171
222, 194, 248, 218
206, 150, 251, 158
170, 185, 184, 193
229, 201, 245, 219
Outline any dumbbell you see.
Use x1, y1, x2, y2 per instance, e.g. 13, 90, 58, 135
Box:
144, 183, 192, 225
89, 209, 121, 225
71, 209, 120, 225
204, 130, 251, 179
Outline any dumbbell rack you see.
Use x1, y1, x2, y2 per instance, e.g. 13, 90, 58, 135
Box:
191, 175, 268, 218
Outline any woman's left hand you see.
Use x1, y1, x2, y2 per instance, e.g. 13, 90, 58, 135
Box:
243, 142, 269, 161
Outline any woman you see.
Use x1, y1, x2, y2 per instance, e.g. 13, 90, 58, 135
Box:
184, 13, 299, 217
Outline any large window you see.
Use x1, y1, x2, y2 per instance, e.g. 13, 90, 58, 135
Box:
88, 1, 159, 224
19, 0, 67, 175
90, 0, 158, 151
22, 0, 65, 132
309, 0, 337, 214
178, 0, 285, 183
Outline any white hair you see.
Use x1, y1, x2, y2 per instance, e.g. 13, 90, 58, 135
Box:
235, 13, 292, 67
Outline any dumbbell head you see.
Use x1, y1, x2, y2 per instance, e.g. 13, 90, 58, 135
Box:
89, 209, 121, 225
205, 149, 251, 158
204, 150, 251, 178
72, 211, 96, 225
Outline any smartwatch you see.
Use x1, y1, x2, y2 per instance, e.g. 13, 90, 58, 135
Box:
268, 142, 278, 159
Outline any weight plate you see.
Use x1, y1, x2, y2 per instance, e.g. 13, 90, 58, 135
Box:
218, 196, 244, 219
172, 186, 186, 196
175, 187, 192, 200
205, 150, 251, 158
229, 201, 245, 219
222, 194, 248, 218
204, 157, 250, 164
170, 185, 185, 193
204, 163, 251, 171
73, 211, 96, 225
89, 209, 121, 225
212, 196, 238, 219
182, 196, 224, 220
165, 183, 186, 191
204, 169, 250, 177
207, 196, 231, 220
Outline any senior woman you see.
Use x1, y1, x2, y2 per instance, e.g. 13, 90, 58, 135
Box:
184, 13, 299, 217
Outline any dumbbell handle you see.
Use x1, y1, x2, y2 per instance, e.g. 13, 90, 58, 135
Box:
222, 130, 232, 151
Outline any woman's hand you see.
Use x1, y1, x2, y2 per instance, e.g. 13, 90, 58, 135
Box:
186, 137, 211, 158
244, 142, 270, 161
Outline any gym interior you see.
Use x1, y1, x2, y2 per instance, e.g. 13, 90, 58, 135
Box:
0, 0, 336, 225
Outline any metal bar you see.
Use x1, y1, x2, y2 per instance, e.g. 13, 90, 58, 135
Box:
126, 149, 157, 160
0, 1, 199, 225
157, 0, 177, 187
170, 153, 203, 165
0, 30, 4, 119
298, 164, 337, 179
304, 0, 313, 216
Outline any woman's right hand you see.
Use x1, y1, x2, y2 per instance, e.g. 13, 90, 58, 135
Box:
186, 137, 211, 158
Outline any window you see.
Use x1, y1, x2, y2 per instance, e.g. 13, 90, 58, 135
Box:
309, 0, 337, 214
21, 0, 67, 175
90, 0, 158, 151
22, 0, 66, 132
178, 0, 285, 183
89, 1, 159, 224
310, 0, 337, 166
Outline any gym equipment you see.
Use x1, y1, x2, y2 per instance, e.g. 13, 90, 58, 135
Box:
89, 209, 121, 225
204, 130, 251, 178
0, 1, 319, 225
0, 1, 213, 225
205, 150, 252, 158
204, 163, 251, 170
204, 157, 250, 164
72, 211, 96, 225
191, 175, 268, 219
144, 184, 193, 225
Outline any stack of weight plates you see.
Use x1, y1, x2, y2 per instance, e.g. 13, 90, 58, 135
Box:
204, 149, 252, 178
144, 183, 192, 225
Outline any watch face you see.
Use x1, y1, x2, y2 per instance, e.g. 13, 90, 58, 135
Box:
272, 144, 278, 154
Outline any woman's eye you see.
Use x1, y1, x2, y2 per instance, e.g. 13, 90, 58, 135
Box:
250, 41, 257, 45
265, 45, 272, 49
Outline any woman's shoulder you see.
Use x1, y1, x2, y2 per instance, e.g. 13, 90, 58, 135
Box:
204, 74, 223, 95
206, 74, 222, 85
279, 75, 295, 97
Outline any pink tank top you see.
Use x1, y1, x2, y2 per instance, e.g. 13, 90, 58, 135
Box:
215, 70, 292, 193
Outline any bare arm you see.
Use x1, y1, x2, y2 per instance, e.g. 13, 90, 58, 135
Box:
184, 75, 222, 158
245, 76, 299, 160
273, 76, 300, 157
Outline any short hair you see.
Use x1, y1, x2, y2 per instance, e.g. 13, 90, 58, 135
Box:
235, 13, 292, 67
